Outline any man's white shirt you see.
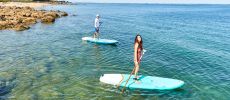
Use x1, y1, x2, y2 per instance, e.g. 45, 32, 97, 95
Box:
95, 18, 100, 28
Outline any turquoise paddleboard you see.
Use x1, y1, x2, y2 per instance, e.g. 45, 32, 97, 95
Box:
82, 37, 118, 44
100, 74, 184, 90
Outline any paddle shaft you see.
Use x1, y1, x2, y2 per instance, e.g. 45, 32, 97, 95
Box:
97, 22, 102, 39
121, 50, 146, 94
121, 66, 136, 93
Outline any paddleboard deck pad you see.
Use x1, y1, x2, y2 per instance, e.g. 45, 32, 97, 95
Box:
100, 74, 184, 90
82, 37, 118, 44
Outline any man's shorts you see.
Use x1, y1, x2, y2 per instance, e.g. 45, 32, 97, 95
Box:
95, 27, 99, 33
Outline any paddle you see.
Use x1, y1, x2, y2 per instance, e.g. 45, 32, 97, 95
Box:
96, 22, 103, 39
121, 49, 147, 94
99, 22, 103, 26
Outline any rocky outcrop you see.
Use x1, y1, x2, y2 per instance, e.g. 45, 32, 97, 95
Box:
0, 6, 68, 31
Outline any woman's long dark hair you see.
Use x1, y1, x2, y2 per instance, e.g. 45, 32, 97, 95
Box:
134, 34, 143, 50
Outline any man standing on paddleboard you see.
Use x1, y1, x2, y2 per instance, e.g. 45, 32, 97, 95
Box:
93, 14, 101, 39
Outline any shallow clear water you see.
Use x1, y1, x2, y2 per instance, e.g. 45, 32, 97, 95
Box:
0, 3, 230, 99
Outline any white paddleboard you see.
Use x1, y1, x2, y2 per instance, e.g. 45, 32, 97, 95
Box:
100, 74, 184, 90
82, 37, 118, 44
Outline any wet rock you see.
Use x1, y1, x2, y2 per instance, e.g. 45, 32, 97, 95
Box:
72, 14, 77, 16
13, 24, 30, 31
43, 12, 60, 18
60, 12, 68, 16
41, 16, 55, 23
22, 17, 37, 25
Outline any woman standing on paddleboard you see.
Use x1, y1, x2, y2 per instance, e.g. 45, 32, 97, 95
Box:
133, 34, 143, 82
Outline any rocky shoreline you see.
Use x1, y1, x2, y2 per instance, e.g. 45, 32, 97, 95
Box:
0, 4, 68, 31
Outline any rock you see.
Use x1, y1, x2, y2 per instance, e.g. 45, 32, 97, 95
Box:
24, 6, 35, 11
0, 21, 7, 30
31, 12, 39, 18
4, 16, 14, 20
22, 18, 37, 25
41, 16, 55, 23
43, 12, 60, 18
13, 24, 30, 31
25, 12, 31, 17
60, 12, 68, 16
9, 20, 19, 26
0, 20, 13, 29
72, 14, 77, 16
31, 11, 45, 19
0, 16, 6, 21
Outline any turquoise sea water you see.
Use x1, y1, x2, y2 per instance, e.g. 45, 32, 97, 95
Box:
0, 3, 230, 99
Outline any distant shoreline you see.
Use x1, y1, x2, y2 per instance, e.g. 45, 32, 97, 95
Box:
0, 1, 72, 8
74, 2, 230, 5
0, 2, 51, 8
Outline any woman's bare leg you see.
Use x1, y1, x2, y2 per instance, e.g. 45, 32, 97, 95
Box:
134, 62, 139, 79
